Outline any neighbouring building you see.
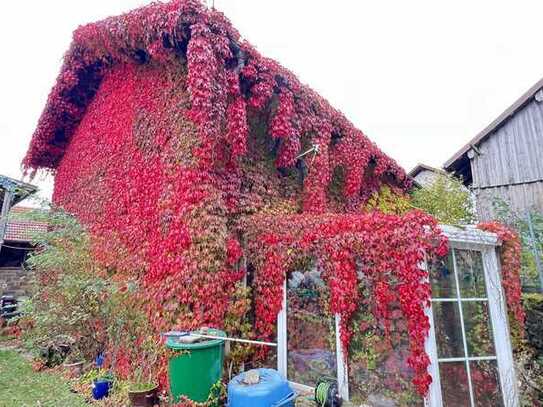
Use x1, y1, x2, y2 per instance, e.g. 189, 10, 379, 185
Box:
0, 176, 38, 300
444, 78, 543, 220
21, 1, 520, 405
408, 163, 449, 188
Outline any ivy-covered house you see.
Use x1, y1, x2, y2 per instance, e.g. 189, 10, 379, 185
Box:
23, 1, 521, 405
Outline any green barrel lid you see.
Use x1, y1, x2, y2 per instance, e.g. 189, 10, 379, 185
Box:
166, 328, 226, 350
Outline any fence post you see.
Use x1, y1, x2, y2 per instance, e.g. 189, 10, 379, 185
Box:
526, 211, 543, 293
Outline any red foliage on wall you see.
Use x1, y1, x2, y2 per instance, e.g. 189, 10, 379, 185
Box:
478, 222, 525, 334
243, 211, 447, 395
22, 0, 446, 398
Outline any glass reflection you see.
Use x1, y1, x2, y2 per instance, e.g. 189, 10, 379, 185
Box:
470, 360, 503, 407
439, 362, 471, 406
463, 301, 495, 357
429, 253, 456, 298
455, 249, 487, 298
287, 265, 337, 386
432, 301, 465, 358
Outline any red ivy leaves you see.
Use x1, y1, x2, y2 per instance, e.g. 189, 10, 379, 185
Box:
478, 222, 525, 334
244, 210, 446, 396
26, 0, 439, 399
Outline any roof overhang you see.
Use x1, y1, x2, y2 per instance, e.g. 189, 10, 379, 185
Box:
408, 163, 448, 178
0, 175, 38, 206
443, 76, 543, 179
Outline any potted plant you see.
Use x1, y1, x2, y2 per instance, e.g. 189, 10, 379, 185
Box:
128, 367, 159, 407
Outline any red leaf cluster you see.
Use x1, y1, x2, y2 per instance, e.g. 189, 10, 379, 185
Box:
243, 210, 447, 395
478, 222, 525, 334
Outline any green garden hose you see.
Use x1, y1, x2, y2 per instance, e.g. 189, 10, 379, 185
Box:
314, 378, 342, 407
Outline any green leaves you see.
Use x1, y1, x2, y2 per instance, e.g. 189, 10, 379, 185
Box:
411, 174, 475, 225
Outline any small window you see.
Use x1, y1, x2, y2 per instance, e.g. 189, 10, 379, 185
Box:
276, 261, 347, 397
286, 265, 337, 386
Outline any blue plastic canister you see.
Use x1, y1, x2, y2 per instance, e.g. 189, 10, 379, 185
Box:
92, 379, 112, 400
227, 368, 296, 407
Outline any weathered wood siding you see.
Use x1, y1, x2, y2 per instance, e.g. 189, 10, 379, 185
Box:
470, 98, 543, 220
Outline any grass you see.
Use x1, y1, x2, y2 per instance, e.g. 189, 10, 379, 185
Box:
0, 349, 87, 407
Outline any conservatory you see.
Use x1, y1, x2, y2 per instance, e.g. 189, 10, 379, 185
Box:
263, 225, 518, 407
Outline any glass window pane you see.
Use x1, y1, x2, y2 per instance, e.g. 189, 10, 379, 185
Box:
463, 301, 495, 357
439, 362, 471, 406
432, 302, 465, 358
470, 360, 504, 407
429, 253, 456, 298
455, 249, 487, 298
287, 267, 337, 386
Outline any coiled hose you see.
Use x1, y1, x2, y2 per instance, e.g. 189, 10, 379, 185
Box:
314, 378, 342, 407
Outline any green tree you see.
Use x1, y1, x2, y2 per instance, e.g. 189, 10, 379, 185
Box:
493, 198, 543, 291
410, 173, 475, 225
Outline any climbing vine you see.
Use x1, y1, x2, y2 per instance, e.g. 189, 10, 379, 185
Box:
242, 211, 447, 395
478, 222, 525, 335
22, 0, 448, 401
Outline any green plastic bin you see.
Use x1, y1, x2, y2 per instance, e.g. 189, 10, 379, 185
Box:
166, 329, 226, 402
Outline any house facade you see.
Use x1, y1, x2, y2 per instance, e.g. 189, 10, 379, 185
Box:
22, 1, 520, 405
444, 78, 543, 220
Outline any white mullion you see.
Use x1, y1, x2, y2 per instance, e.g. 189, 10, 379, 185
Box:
433, 297, 488, 302
422, 258, 443, 407
431, 298, 457, 302
277, 277, 288, 378
425, 298, 443, 406
438, 356, 497, 363
452, 249, 476, 407
335, 314, 349, 400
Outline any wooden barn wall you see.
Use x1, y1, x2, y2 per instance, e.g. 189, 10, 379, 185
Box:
475, 182, 543, 220
470, 98, 543, 220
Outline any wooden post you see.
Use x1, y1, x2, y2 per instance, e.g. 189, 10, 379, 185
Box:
0, 190, 13, 256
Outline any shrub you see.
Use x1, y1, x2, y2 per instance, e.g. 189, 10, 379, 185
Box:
411, 173, 475, 225
19, 207, 107, 363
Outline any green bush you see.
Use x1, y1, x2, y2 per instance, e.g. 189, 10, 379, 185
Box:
17, 206, 108, 364
522, 293, 543, 355
410, 174, 475, 225
493, 199, 543, 291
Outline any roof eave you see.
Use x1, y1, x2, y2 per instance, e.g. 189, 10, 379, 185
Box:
444, 76, 543, 171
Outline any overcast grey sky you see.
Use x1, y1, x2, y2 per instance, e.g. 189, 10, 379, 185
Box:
2, 0, 543, 202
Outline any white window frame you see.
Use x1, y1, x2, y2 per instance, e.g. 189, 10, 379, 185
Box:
277, 278, 349, 400
273, 225, 518, 405
425, 225, 519, 407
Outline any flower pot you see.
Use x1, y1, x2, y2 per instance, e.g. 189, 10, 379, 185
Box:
128, 384, 159, 407
63, 361, 84, 378
92, 378, 112, 400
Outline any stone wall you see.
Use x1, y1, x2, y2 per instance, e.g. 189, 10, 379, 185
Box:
0, 267, 32, 299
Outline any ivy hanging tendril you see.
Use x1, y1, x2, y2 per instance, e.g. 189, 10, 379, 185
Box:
478, 222, 525, 335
